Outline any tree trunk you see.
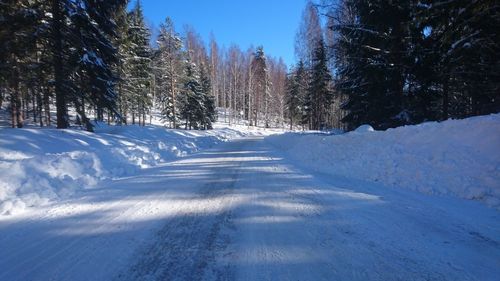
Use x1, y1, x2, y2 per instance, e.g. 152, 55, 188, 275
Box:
0, 88, 4, 108
442, 77, 449, 121
36, 88, 43, 127
52, 0, 69, 129
32, 89, 37, 124
11, 70, 24, 128
170, 64, 177, 128
43, 87, 51, 126
10, 89, 17, 128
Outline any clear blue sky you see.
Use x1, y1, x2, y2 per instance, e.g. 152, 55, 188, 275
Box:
129, 0, 307, 67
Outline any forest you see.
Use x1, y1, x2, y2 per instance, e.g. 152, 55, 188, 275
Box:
0, 0, 498, 132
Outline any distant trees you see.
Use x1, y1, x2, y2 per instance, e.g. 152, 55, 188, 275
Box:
268, 57, 287, 128
204, 41, 287, 127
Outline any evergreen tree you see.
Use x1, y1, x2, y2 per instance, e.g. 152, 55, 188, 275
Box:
154, 17, 184, 127
40, 0, 125, 130
418, 0, 500, 119
251, 46, 271, 127
126, 1, 152, 125
328, 0, 499, 130
113, 1, 133, 124
70, 0, 125, 130
179, 58, 205, 129
285, 60, 306, 130
307, 39, 333, 130
199, 63, 216, 129
0, 0, 40, 128
50, 0, 72, 129
333, 0, 412, 130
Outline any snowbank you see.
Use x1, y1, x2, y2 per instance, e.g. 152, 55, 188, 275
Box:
0, 123, 257, 215
267, 114, 500, 209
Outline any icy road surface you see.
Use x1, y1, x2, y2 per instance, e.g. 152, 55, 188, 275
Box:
1, 136, 499, 281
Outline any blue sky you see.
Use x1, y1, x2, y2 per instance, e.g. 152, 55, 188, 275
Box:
130, 0, 307, 67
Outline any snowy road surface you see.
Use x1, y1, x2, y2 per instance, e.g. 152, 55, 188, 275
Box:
1, 136, 499, 281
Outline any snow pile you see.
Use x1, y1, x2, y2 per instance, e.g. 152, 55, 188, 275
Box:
354, 124, 374, 132
267, 114, 500, 209
0, 123, 257, 215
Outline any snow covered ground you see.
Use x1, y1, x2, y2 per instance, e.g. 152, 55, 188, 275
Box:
267, 114, 500, 209
0, 115, 499, 281
0, 122, 278, 215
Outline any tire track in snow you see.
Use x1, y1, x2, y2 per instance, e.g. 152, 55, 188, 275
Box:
117, 141, 247, 281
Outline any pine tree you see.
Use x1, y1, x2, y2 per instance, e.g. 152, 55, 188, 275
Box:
50, 0, 72, 129
113, 1, 132, 124
285, 60, 306, 130
199, 63, 216, 129
419, 0, 500, 119
251, 46, 271, 127
307, 39, 333, 130
333, 0, 412, 130
328, 0, 499, 130
154, 17, 184, 127
126, 1, 152, 125
179, 58, 205, 129
70, 0, 124, 130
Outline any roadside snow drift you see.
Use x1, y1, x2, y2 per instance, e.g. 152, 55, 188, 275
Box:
267, 114, 500, 209
0, 124, 262, 215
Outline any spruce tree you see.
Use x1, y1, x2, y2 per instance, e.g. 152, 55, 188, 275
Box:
50, 0, 72, 128
113, 1, 133, 124
126, 1, 152, 125
70, 0, 124, 130
334, 0, 412, 130
179, 58, 205, 129
285, 60, 306, 130
199, 63, 216, 129
251, 46, 271, 127
419, 0, 500, 119
154, 17, 184, 128
307, 39, 333, 130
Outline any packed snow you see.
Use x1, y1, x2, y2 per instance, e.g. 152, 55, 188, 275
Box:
267, 114, 500, 209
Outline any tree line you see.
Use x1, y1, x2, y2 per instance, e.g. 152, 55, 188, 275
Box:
286, 0, 499, 131
0, 0, 289, 131
207, 38, 287, 128
3, 1, 497, 132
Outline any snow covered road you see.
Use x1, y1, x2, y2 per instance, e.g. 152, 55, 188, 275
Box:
1, 136, 499, 281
